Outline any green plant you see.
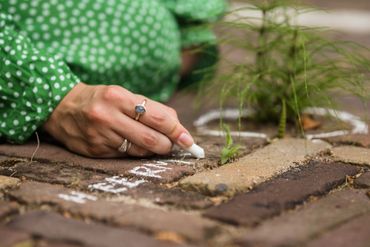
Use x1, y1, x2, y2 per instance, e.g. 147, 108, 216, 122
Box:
220, 124, 242, 164
208, 0, 370, 137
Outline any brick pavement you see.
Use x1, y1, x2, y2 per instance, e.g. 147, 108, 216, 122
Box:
180, 139, 331, 196
332, 146, 370, 166
8, 181, 221, 242
0, 135, 368, 246
0, 202, 19, 220
8, 211, 178, 247
354, 172, 370, 188
1, 1, 369, 243
0, 175, 19, 190
236, 189, 370, 247
323, 134, 370, 148
305, 212, 370, 247
0, 227, 31, 247
203, 161, 360, 226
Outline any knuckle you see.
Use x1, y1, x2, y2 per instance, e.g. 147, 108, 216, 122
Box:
84, 127, 97, 139
85, 104, 104, 122
168, 121, 180, 137
142, 132, 159, 148
151, 112, 167, 127
90, 136, 105, 147
84, 103, 107, 123
87, 146, 105, 157
102, 85, 123, 102
167, 107, 178, 118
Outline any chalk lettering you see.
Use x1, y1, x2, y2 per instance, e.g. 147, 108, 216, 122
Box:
105, 176, 146, 188
88, 176, 146, 194
58, 191, 97, 204
129, 161, 172, 178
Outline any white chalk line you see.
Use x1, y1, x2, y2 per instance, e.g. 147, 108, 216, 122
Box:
193, 107, 368, 140
228, 3, 370, 34
87, 159, 195, 194
88, 176, 147, 194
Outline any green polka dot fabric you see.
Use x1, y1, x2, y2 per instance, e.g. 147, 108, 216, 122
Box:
0, 0, 226, 143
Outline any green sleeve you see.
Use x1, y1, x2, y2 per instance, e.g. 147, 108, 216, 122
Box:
0, 13, 80, 143
158, 0, 227, 88
158, 0, 227, 48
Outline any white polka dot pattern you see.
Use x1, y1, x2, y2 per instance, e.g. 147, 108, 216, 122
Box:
0, 13, 79, 143
0, 0, 226, 143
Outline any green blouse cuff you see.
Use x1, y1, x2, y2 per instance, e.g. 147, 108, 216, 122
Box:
180, 24, 217, 49
0, 13, 80, 143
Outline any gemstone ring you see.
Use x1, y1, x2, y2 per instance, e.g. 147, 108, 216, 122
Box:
134, 99, 147, 121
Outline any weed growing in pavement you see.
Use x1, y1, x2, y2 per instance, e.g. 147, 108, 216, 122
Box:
205, 0, 370, 138
220, 124, 241, 165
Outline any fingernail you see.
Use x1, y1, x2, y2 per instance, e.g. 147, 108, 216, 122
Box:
177, 132, 193, 148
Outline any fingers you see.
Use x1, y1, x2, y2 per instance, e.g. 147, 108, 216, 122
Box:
103, 130, 154, 157
140, 99, 194, 148
117, 94, 194, 149
64, 131, 154, 158
99, 86, 187, 146
111, 111, 173, 155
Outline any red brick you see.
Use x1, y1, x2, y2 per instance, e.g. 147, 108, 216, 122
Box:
9, 181, 221, 242
0, 142, 136, 173
0, 202, 19, 220
1, 159, 206, 209
0, 175, 19, 190
204, 161, 360, 226
306, 213, 370, 247
0, 227, 30, 247
123, 160, 194, 183
236, 190, 370, 247
8, 211, 175, 247
126, 184, 213, 209
35, 240, 83, 247
0, 156, 8, 162
0, 161, 107, 188
354, 172, 370, 188
0, 143, 195, 183
323, 134, 370, 148
180, 139, 331, 196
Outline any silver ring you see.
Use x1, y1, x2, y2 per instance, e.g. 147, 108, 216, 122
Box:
118, 139, 131, 153
134, 99, 147, 121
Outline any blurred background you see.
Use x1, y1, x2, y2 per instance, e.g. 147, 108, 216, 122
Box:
169, 0, 370, 130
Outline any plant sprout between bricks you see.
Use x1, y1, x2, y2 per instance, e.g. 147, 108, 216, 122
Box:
199, 0, 370, 164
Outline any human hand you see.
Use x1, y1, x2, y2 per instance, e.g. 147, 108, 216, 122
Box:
42, 83, 194, 158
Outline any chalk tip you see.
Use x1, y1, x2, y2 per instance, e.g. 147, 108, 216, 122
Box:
186, 143, 205, 159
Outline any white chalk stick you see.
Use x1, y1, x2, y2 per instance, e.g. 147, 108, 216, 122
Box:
185, 143, 205, 159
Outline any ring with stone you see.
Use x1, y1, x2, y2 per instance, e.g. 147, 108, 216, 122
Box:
118, 139, 131, 153
134, 99, 147, 121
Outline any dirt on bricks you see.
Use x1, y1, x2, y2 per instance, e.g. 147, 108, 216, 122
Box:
203, 160, 361, 226
323, 134, 370, 148
0, 175, 19, 190
1, 0, 370, 244
354, 172, 370, 188
8, 211, 177, 247
236, 189, 370, 247
180, 139, 331, 196
0, 135, 369, 246
332, 146, 370, 167
305, 212, 370, 247
0, 226, 31, 247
